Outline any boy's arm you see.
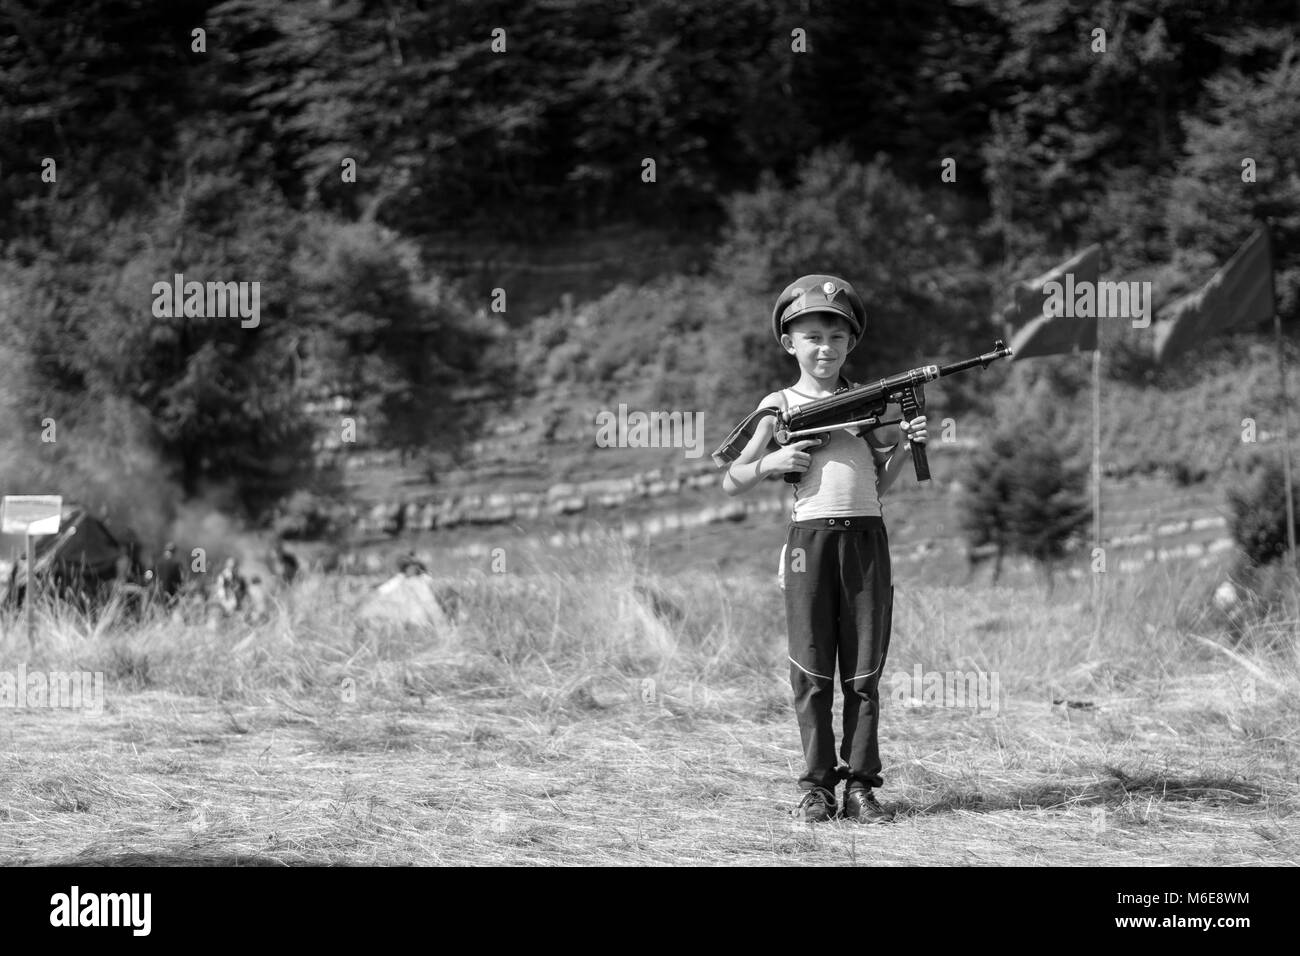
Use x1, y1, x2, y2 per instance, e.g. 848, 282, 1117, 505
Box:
874, 442, 912, 497
873, 414, 927, 497
722, 396, 781, 496
866, 404, 904, 496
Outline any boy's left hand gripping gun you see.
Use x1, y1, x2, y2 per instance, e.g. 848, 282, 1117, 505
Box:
772, 340, 1013, 483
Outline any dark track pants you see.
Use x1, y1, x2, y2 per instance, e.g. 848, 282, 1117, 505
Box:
784, 516, 894, 792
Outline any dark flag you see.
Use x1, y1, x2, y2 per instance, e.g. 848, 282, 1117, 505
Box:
1151, 227, 1275, 365
1003, 245, 1103, 359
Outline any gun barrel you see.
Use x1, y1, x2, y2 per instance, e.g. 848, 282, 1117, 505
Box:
879, 365, 940, 389
937, 340, 1013, 378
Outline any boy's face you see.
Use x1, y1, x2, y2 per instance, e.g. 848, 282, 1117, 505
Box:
780, 314, 856, 381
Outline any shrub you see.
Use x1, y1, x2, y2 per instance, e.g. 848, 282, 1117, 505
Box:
1227, 454, 1300, 566
961, 416, 1092, 584
273, 490, 348, 541
1169, 460, 1208, 487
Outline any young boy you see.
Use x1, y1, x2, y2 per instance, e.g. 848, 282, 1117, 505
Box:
719, 274, 926, 823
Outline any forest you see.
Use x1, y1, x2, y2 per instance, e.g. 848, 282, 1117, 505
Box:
1, 0, 1297, 530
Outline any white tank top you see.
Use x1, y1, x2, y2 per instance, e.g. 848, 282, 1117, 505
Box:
781, 387, 884, 520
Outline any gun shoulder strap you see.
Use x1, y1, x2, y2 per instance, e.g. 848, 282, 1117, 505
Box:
713, 406, 778, 466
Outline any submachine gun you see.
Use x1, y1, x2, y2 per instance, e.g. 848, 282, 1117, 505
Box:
770, 340, 1014, 483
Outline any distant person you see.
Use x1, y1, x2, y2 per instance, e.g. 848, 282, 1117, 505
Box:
246, 575, 270, 622
272, 539, 300, 585
397, 551, 428, 577
215, 558, 248, 615
152, 542, 183, 605
4, 557, 18, 608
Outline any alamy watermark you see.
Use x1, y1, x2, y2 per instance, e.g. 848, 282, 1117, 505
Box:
887, 665, 1001, 717
1039, 274, 1152, 328
594, 404, 704, 459
151, 273, 260, 328
0, 665, 105, 715
50, 886, 150, 936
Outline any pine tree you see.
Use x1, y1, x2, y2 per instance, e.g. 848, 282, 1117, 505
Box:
962, 416, 1091, 588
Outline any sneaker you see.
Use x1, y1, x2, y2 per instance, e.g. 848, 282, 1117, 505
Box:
843, 786, 892, 824
792, 786, 837, 823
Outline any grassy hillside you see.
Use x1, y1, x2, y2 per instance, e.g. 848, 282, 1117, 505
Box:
330, 290, 1293, 586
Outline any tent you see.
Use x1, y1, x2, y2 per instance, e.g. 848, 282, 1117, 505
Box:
357, 572, 453, 632
2, 505, 140, 606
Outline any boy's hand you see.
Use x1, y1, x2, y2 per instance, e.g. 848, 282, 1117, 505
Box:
765, 438, 823, 476
899, 415, 928, 446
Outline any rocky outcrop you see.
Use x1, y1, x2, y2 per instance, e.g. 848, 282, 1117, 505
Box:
351, 460, 724, 535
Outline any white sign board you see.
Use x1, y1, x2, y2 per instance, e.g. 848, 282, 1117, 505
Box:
1, 495, 63, 535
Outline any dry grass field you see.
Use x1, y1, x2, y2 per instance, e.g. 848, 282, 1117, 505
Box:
1, 536, 1297, 866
